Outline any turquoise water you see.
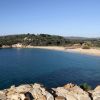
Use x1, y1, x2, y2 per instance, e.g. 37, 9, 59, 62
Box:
0, 48, 100, 89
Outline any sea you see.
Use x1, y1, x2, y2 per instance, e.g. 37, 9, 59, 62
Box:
0, 48, 100, 89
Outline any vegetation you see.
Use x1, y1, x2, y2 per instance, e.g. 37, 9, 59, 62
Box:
0, 34, 66, 46
0, 33, 100, 47
0, 44, 2, 47
80, 83, 92, 91
81, 43, 90, 49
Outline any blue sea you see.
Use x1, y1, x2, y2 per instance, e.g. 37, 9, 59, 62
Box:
0, 48, 100, 89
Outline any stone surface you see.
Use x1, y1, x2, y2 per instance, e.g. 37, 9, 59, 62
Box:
7, 93, 26, 100
16, 84, 32, 93
0, 83, 100, 100
0, 93, 6, 100
31, 83, 54, 100
53, 83, 91, 100
55, 96, 66, 100
91, 85, 100, 100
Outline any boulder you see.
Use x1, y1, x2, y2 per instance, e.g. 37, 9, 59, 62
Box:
0, 91, 6, 100
91, 85, 100, 100
31, 83, 54, 100
7, 93, 25, 100
55, 96, 66, 100
64, 83, 75, 90
0, 83, 100, 100
15, 84, 32, 93
53, 84, 91, 100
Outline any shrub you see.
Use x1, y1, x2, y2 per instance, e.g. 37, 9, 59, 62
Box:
0, 44, 2, 47
81, 43, 90, 49
80, 83, 92, 91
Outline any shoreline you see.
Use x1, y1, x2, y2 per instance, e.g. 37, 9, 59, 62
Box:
1, 45, 100, 57
32, 46, 66, 51
0, 83, 100, 100
66, 48, 100, 57
32, 46, 100, 57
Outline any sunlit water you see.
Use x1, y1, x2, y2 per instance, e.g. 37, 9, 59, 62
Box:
0, 48, 100, 89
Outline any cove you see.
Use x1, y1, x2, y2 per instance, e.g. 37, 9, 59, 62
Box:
0, 48, 100, 89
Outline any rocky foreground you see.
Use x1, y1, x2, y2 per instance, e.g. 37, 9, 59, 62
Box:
0, 83, 100, 100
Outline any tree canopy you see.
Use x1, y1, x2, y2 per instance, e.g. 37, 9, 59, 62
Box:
0, 34, 100, 47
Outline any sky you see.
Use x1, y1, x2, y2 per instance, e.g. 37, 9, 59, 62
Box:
0, 0, 100, 37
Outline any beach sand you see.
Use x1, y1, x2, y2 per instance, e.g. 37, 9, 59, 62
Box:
33, 46, 65, 51
33, 46, 100, 56
67, 48, 100, 56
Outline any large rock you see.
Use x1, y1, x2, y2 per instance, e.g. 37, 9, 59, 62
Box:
7, 93, 25, 100
0, 91, 6, 100
91, 85, 100, 100
7, 85, 16, 96
15, 84, 32, 93
0, 83, 100, 100
53, 83, 91, 100
31, 83, 54, 100
55, 96, 66, 100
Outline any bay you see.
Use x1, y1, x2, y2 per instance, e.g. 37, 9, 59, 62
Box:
0, 48, 100, 89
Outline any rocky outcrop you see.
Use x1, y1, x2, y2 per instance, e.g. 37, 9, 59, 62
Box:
2, 45, 12, 48
0, 83, 100, 100
0, 83, 54, 100
12, 44, 34, 48
12, 43, 26, 48
53, 83, 91, 100
90, 86, 100, 100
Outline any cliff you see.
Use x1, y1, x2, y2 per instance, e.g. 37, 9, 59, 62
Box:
0, 83, 100, 100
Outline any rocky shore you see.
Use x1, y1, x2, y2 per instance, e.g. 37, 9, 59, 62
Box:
0, 83, 100, 100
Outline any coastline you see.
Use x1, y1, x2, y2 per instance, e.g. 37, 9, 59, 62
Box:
66, 48, 100, 57
0, 83, 100, 100
32, 46, 66, 51
32, 46, 100, 57
1, 45, 100, 57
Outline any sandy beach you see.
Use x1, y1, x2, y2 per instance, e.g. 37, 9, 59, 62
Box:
33, 46, 66, 51
67, 48, 100, 56
33, 46, 100, 56
10, 44, 100, 56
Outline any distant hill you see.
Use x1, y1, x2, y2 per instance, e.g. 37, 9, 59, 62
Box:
64, 36, 100, 40
0, 34, 100, 47
64, 36, 88, 40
